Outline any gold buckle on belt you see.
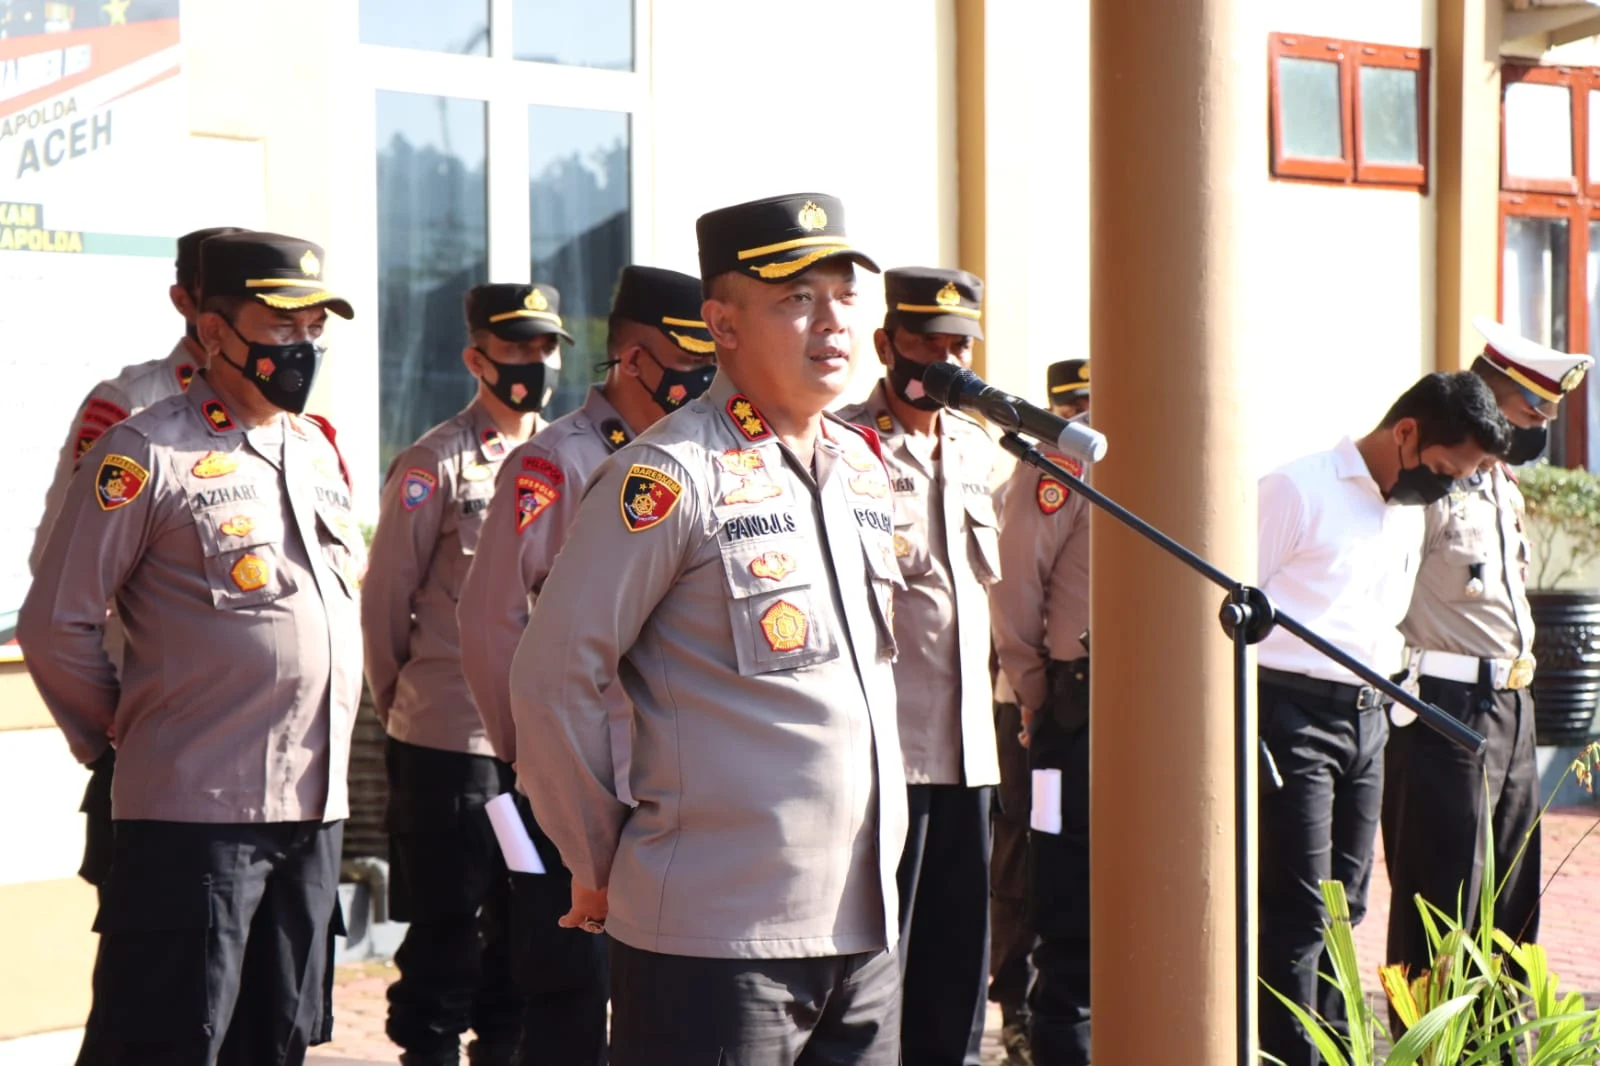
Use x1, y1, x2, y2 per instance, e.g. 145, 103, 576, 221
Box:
1507, 658, 1535, 690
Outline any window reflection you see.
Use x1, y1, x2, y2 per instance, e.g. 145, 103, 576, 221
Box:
529, 105, 631, 419
1503, 215, 1570, 465
1279, 57, 1343, 160
360, 0, 490, 56
514, 0, 632, 70
1359, 67, 1419, 165
376, 91, 489, 473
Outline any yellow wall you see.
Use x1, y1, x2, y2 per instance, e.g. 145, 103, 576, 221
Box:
0, 879, 97, 1038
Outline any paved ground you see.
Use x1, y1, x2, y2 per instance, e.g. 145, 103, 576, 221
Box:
307, 807, 1600, 1064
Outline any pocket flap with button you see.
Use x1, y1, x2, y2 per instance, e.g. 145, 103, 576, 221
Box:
193, 507, 298, 609
965, 495, 1002, 585
720, 539, 810, 598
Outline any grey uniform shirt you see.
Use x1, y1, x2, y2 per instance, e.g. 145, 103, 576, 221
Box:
364, 400, 523, 758
19, 374, 365, 823
836, 382, 1002, 787
989, 445, 1091, 714
510, 372, 908, 960
458, 386, 634, 796
31, 339, 202, 575
1400, 463, 1532, 660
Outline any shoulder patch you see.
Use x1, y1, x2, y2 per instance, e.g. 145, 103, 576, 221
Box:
86, 397, 129, 424
176, 363, 197, 390
202, 400, 235, 432
74, 427, 103, 459
515, 474, 560, 533
96, 454, 149, 511
599, 418, 631, 451
523, 454, 566, 485
727, 396, 772, 442
191, 451, 237, 479
401, 467, 438, 511
1037, 476, 1069, 515
620, 463, 683, 532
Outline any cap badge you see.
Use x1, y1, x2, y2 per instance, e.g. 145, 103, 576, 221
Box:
300, 249, 321, 278
1079, 365, 1090, 381
1562, 364, 1588, 393
525, 288, 550, 312
935, 281, 961, 309
797, 200, 828, 233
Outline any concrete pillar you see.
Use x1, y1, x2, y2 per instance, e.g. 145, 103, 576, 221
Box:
1089, 1, 1255, 1063
954, 0, 987, 378
1435, 0, 1504, 373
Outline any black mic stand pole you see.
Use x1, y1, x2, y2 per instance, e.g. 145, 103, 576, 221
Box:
994, 432, 1486, 1066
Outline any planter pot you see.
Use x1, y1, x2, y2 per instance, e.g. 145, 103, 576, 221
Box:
1529, 589, 1600, 745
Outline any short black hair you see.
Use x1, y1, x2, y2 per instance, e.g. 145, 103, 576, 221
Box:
201, 294, 247, 318
1379, 370, 1512, 456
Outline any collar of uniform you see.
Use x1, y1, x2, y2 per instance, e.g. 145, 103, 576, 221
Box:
1333, 435, 1381, 495
185, 373, 244, 437
467, 400, 513, 462
581, 385, 633, 451
164, 338, 200, 392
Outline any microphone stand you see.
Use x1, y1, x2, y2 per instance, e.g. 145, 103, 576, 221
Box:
995, 431, 1486, 1066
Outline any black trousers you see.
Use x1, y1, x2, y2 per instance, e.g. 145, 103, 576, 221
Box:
989, 700, 1036, 1031
76, 818, 343, 1066
1257, 672, 1388, 1066
608, 939, 900, 1065
1382, 678, 1541, 988
1028, 659, 1090, 1066
897, 782, 994, 1066
385, 738, 520, 1060
507, 795, 610, 1065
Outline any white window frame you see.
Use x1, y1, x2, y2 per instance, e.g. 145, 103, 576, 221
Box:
358, 0, 653, 282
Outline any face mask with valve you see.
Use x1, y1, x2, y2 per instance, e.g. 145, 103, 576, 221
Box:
220, 319, 324, 414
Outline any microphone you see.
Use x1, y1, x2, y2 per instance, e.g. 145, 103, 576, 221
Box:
921, 363, 1109, 466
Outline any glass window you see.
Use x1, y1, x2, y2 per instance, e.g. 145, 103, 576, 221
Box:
1589, 90, 1600, 186
1359, 66, 1419, 165
529, 105, 632, 419
1503, 215, 1571, 464
1504, 82, 1573, 181
360, 0, 490, 56
1587, 221, 1600, 470
514, 0, 633, 70
1278, 56, 1344, 160
375, 91, 489, 472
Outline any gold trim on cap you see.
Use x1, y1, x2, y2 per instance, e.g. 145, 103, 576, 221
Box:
668, 331, 716, 354
661, 315, 708, 329
894, 302, 982, 320
489, 309, 564, 326
736, 235, 847, 261
750, 245, 853, 279
1049, 383, 1089, 395
257, 289, 340, 310
1494, 361, 1563, 403
246, 278, 322, 288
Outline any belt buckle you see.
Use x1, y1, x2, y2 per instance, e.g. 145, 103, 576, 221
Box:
1507, 658, 1535, 690
1356, 686, 1384, 712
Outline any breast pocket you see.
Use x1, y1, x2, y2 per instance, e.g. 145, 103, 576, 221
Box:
718, 537, 840, 676
862, 536, 904, 662
964, 494, 1002, 586
315, 505, 367, 598
892, 497, 932, 579
193, 506, 298, 610
1439, 526, 1493, 605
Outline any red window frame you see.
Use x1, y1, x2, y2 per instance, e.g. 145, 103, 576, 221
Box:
1268, 33, 1430, 192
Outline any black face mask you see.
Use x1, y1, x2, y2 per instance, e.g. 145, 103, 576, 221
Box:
476, 349, 553, 414
641, 350, 716, 414
219, 320, 323, 414
886, 341, 945, 412
1505, 425, 1549, 466
1388, 443, 1455, 507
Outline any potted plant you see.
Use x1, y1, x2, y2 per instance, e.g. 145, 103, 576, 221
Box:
1516, 461, 1600, 745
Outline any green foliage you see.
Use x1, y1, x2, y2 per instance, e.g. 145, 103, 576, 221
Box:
1266, 742, 1600, 1064
1516, 461, 1600, 588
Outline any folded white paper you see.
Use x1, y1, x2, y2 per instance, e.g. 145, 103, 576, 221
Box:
1030, 768, 1063, 835
486, 792, 546, 874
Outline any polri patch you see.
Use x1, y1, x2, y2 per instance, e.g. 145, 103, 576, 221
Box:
759, 600, 809, 652
401, 468, 437, 511
620, 464, 683, 532
191, 451, 238, 479
203, 400, 235, 432
516, 475, 559, 533
96, 454, 149, 511
231, 553, 270, 592
1037, 477, 1068, 515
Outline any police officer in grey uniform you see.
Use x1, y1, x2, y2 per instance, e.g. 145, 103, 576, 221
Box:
510, 192, 908, 1066
836, 267, 1002, 1066
987, 358, 1089, 1066
20, 231, 363, 1066
989, 368, 1092, 1066
31, 225, 240, 901
363, 282, 568, 1066
457, 265, 714, 1063
1383, 320, 1594, 998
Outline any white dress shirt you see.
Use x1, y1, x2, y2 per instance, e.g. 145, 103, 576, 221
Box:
1256, 437, 1425, 685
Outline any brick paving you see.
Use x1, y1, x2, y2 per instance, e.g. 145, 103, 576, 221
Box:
309, 806, 1600, 1064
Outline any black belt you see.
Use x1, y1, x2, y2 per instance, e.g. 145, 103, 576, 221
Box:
1258, 667, 1388, 713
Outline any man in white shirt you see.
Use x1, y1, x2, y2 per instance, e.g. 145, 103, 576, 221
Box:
1255, 370, 1512, 1066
